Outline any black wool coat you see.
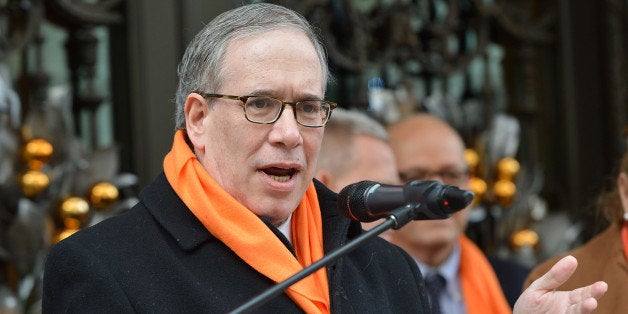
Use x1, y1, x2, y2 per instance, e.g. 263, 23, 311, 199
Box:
43, 173, 430, 313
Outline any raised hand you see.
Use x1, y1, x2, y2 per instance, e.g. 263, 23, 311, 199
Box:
513, 255, 608, 314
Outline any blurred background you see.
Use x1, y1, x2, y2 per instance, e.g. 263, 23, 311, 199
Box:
0, 0, 626, 312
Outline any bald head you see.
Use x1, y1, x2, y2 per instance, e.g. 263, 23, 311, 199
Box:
388, 114, 462, 141
387, 114, 467, 186
386, 113, 470, 266
316, 108, 398, 193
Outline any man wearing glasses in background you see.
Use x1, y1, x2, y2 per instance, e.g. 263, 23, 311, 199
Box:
43, 3, 606, 313
387, 113, 530, 314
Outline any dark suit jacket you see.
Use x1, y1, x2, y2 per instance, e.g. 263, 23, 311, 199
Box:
43, 173, 430, 313
487, 255, 530, 309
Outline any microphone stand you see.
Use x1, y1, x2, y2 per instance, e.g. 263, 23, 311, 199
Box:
228, 204, 417, 314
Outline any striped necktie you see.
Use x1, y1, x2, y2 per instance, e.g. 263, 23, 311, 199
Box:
425, 272, 446, 314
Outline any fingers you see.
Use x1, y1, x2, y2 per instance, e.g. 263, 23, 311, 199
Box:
569, 281, 608, 304
515, 255, 608, 314
591, 281, 608, 299
568, 281, 607, 314
574, 298, 598, 314
529, 255, 578, 292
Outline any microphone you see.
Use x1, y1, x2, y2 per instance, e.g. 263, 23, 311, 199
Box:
337, 180, 474, 222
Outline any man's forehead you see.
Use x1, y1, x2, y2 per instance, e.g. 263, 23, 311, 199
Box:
219, 30, 323, 94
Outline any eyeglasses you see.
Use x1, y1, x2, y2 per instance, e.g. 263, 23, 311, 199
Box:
399, 168, 469, 185
196, 92, 337, 128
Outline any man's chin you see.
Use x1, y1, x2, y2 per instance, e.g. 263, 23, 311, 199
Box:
251, 203, 297, 225
416, 232, 458, 246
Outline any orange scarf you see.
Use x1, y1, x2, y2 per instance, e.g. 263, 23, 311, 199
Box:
622, 221, 628, 262
458, 235, 511, 314
163, 130, 330, 313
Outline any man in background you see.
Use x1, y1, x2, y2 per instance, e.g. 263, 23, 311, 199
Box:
315, 107, 397, 232
316, 109, 561, 313
386, 113, 522, 313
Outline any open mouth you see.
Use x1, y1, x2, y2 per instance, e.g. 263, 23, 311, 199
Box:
262, 167, 297, 183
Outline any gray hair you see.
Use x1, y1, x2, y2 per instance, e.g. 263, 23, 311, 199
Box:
174, 3, 330, 129
317, 108, 389, 176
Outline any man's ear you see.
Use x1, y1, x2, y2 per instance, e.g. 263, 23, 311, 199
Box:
185, 93, 208, 150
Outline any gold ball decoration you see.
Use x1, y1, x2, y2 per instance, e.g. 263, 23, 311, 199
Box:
493, 179, 517, 207
510, 229, 539, 250
19, 170, 50, 197
468, 176, 487, 204
58, 196, 91, 229
22, 138, 54, 170
53, 228, 80, 244
496, 157, 520, 180
89, 182, 119, 210
464, 149, 480, 172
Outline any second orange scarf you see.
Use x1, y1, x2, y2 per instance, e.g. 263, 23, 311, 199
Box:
459, 235, 511, 313
163, 130, 330, 313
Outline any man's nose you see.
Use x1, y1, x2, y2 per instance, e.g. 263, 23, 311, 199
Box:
268, 106, 303, 148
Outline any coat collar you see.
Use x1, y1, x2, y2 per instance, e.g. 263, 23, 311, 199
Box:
140, 172, 355, 254
139, 172, 212, 251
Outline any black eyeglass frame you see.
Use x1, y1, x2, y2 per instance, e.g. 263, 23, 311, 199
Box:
398, 168, 470, 186
195, 92, 337, 128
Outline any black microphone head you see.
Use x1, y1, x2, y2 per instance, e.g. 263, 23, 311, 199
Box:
337, 180, 379, 222
440, 186, 475, 214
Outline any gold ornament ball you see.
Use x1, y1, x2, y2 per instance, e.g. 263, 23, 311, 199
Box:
510, 229, 539, 250
464, 149, 480, 171
468, 177, 487, 204
19, 170, 50, 197
89, 182, 119, 210
58, 197, 91, 229
22, 138, 54, 170
53, 228, 80, 244
493, 179, 517, 207
496, 157, 520, 180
